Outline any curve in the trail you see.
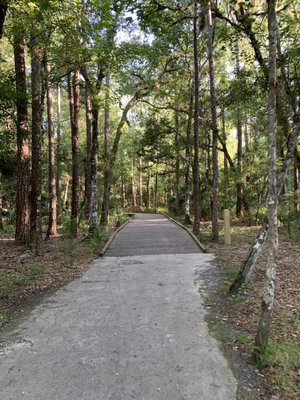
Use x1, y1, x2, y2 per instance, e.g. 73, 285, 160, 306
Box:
105, 213, 202, 257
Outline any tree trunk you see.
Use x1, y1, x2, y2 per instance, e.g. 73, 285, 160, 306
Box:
229, 119, 300, 295
147, 163, 151, 209
29, 36, 42, 244
174, 110, 180, 215
100, 73, 111, 225
235, 34, 243, 218
104, 72, 110, 156
89, 105, 99, 235
56, 84, 62, 214
85, 87, 92, 220
184, 84, 193, 225
131, 158, 137, 208
193, 0, 200, 234
229, 28, 300, 296
139, 157, 143, 208
229, 227, 268, 294
154, 172, 158, 212
221, 107, 229, 173
244, 119, 250, 150
101, 167, 111, 226
207, 0, 219, 239
255, 0, 278, 357
0, 177, 3, 231
0, 1, 8, 39
100, 94, 137, 225
45, 55, 57, 238
121, 177, 126, 209
68, 68, 80, 237
63, 178, 70, 208
14, 34, 30, 244
294, 164, 299, 210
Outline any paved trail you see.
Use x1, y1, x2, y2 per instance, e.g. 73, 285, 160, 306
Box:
0, 214, 237, 400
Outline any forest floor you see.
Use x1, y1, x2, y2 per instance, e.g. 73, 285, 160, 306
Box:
0, 217, 299, 399
198, 220, 300, 400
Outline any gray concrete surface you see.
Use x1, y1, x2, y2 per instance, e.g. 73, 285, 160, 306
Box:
105, 214, 201, 256
0, 214, 237, 400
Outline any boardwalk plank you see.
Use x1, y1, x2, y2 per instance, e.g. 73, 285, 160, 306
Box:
105, 213, 201, 256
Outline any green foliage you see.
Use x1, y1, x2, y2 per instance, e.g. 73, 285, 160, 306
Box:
258, 339, 300, 392
233, 332, 251, 346
278, 191, 300, 239
28, 262, 47, 281
0, 286, 14, 300
86, 228, 110, 253
0, 308, 10, 326
110, 207, 130, 227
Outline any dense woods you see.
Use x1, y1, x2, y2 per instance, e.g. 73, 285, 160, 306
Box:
0, 0, 299, 396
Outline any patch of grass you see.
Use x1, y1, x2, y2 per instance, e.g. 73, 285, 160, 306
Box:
60, 244, 77, 259
110, 208, 130, 227
61, 267, 71, 273
0, 308, 10, 325
0, 287, 14, 300
204, 314, 229, 342
86, 229, 110, 253
259, 339, 300, 394
14, 275, 27, 285
233, 332, 252, 346
28, 262, 47, 281
200, 292, 216, 307
223, 267, 239, 281
3, 224, 15, 234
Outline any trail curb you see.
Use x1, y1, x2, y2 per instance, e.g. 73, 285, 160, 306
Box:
99, 214, 135, 256
161, 212, 208, 253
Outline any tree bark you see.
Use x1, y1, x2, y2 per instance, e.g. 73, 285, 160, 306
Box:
68, 68, 80, 237
154, 172, 158, 212
89, 105, 99, 235
29, 35, 42, 244
294, 164, 299, 210
85, 87, 92, 220
101, 73, 111, 225
0, 176, 4, 231
56, 84, 62, 214
193, 0, 200, 234
121, 177, 126, 209
221, 107, 228, 171
255, 0, 278, 357
100, 95, 138, 225
14, 34, 30, 244
235, 34, 243, 218
101, 167, 111, 226
184, 83, 193, 225
131, 158, 137, 208
147, 162, 151, 209
175, 110, 180, 215
207, 0, 219, 239
0, 1, 8, 39
104, 72, 110, 156
45, 54, 57, 238
63, 178, 69, 208
139, 157, 143, 208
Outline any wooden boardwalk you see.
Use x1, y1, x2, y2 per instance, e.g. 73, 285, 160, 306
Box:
105, 213, 202, 257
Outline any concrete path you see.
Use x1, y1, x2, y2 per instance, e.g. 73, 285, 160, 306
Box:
0, 214, 237, 400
